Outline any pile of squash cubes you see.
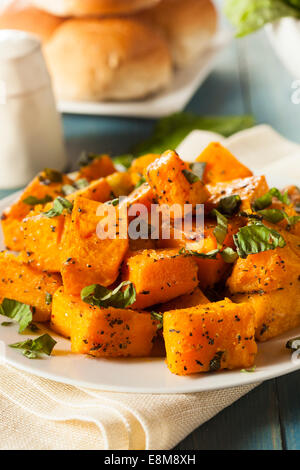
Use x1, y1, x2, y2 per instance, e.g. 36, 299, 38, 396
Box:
1, 143, 299, 375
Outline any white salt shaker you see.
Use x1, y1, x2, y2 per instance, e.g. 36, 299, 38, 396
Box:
0, 30, 67, 189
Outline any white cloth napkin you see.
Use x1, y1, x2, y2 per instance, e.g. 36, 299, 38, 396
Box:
0, 125, 299, 450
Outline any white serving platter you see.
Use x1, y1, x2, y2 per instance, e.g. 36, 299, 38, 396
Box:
57, 31, 232, 118
0, 125, 300, 393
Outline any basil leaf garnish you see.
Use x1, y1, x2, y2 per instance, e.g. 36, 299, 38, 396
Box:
233, 222, 286, 258
252, 187, 290, 211
23, 195, 53, 206
221, 247, 239, 263
217, 195, 242, 216
43, 168, 63, 183
179, 247, 220, 259
9, 334, 57, 359
44, 197, 73, 218
81, 281, 136, 309
113, 154, 135, 171
211, 209, 228, 248
0, 299, 33, 333
182, 169, 200, 184
151, 312, 163, 330
257, 208, 285, 224
190, 162, 207, 182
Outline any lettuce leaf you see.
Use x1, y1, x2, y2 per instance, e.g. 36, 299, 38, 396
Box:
225, 0, 300, 37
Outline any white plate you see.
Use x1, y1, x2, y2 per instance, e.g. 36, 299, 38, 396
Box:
57, 31, 232, 118
0, 125, 300, 393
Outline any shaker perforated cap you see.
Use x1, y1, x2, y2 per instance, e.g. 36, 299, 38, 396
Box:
0, 30, 51, 97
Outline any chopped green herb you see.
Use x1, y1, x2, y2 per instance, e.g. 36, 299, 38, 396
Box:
134, 176, 146, 189
106, 198, 119, 207
179, 247, 220, 259
9, 334, 56, 359
233, 222, 286, 259
113, 154, 135, 170
151, 312, 163, 330
190, 162, 207, 182
43, 197, 73, 218
1, 321, 13, 327
252, 187, 290, 211
217, 195, 242, 216
81, 281, 136, 309
221, 247, 239, 263
62, 178, 89, 196
78, 152, 101, 168
211, 209, 228, 248
23, 195, 53, 206
182, 169, 200, 184
241, 365, 256, 373
0, 299, 32, 333
256, 208, 285, 224
43, 168, 63, 183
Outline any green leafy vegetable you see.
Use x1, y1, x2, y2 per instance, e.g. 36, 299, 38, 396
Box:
131, 113, 255, 156
43, 168, 63, 183
257, 208, 286, 223
190, 162, 207, 182
0, 299, 33, 333
252, 187, 290, 211
211, 210, 228, 248
217, 195, 242, 216
182, 169, 200, 184
9, 334, 56, 359
43, 197, 73, 218
225, 0, 300, 37
151, 312, 163, 330
81, 281, 136, 309
233, 222, 286, 258
23, 195, 53, 206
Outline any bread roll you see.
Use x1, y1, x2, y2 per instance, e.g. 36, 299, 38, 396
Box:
45, 18, 172, 101
31, 0, 161, 17
138, 0, 218, 67
0, 1, 64, 43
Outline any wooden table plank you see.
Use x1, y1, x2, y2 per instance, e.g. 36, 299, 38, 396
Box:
276, 371, 300, 450
176, 381, 282, 450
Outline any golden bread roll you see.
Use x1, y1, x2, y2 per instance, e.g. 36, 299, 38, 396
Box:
31, 0, 161, 17
138, 0, 218, 67
0, 1, 64, 43
45, 18, 172, 101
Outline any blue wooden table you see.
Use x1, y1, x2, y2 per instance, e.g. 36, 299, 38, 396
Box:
1, 11, 300, 450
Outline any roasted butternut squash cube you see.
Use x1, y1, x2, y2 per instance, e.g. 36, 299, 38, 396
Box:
227, 230, 300, 295
0, 252, 61, 322
146, 150, 209, 210
67, 178, 111, 204
159, 287, 210, 312
71, 300, 159, 357
197, 142, 253, 184
1, 170, 72, 251
122, 249, 198, 309
61, 197, 129, 296
20, 204, 69, 272
164, 299, 257, 376
106, 172, 134, 197
129, 153, 160, 185
232, 285, 300, 342
206, 176, 269, 213
51, 287, 74, 338
77, 155, 116, 182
